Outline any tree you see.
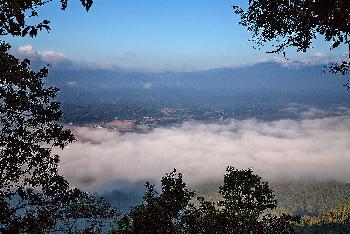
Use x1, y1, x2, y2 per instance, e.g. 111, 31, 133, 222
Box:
115, 169, 195, 234
0, 0, 118, 232
113, 167, 298, 234
184, 167, 298, 233
0, 39, 118, 233
0, 0, 93, 37
233, 0, 350, 89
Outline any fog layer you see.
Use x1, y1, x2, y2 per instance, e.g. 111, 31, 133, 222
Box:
58, 114, 350, 190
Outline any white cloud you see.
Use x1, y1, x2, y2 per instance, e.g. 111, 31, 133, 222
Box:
18, 45, 34, 54
300, 107, 328, 118
314, 51, 323, 57
253, 51, 339, 69
18, 44, 65, 61
38, 50, 65, 60
66, 81, 78, 87
57, 111, 350, 190
143, 83, 152, 90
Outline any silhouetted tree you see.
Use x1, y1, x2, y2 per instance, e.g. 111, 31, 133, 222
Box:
115, 169, 195, 234
233, 1, 350, 89
0, 41, 118, 233
1, 0, 118, 232
184, 167, 298, 233
0, 0, 93, 37
113, 167, 298, 234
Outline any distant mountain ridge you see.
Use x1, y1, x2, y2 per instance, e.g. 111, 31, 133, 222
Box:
47, 61, 345, 93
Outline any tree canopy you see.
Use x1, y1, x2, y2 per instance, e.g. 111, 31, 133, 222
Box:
113, 167, 298, 234
0, 0, 93, 37
0, 0, 118, 232
0, 39, 118, 233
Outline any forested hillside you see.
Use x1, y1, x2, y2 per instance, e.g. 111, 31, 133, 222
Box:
194, 182, 350, 217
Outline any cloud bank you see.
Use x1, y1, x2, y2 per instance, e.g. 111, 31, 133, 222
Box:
16, 44, 343, 73
58, 112, 350, 190
18, 44, 65, 61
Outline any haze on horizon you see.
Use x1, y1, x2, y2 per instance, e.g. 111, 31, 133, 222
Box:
5, 0, 348, 72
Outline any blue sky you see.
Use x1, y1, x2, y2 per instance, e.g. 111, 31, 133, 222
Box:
5, 0, 346, 71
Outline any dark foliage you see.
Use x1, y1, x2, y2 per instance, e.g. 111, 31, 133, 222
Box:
233, 0, 350, 83
113, 167, 298, 234
0, 41, 118, 233
183, 167, 298, 234
219, 166, 277, 218
0, 0, 119, 232
115, 169, 196, 234
0, 0, 93, 37
0, 41, 73, 201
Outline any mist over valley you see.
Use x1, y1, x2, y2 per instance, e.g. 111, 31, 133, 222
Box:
44, 61, 350, 216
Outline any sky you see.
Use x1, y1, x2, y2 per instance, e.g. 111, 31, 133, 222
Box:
5, 0, 347, 71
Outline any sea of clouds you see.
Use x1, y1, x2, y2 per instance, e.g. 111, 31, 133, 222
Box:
58, 107, 350, 191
